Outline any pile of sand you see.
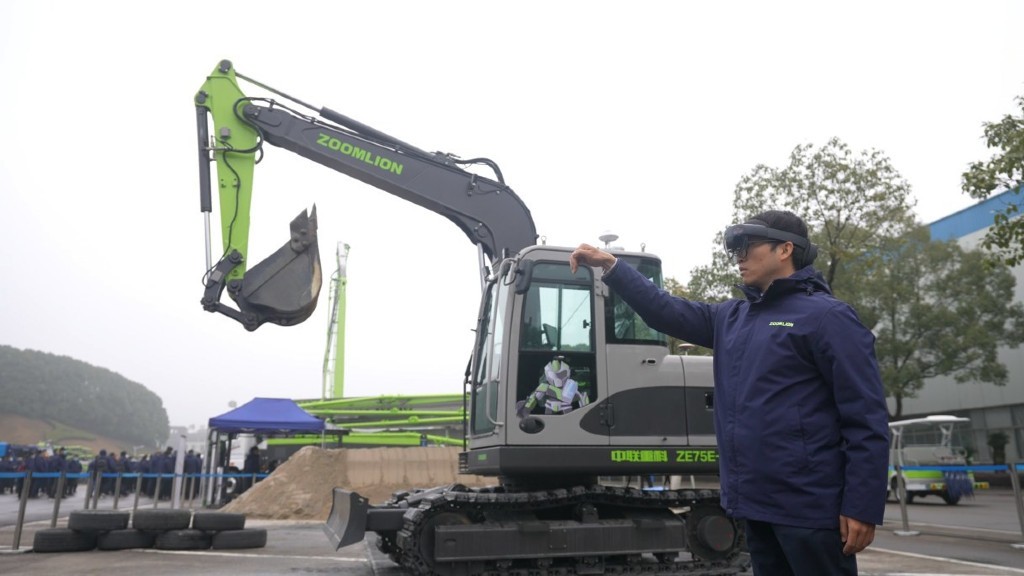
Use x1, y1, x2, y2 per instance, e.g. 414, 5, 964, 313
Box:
223, 446, 493, 520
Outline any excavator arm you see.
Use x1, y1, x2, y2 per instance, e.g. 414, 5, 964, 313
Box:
195, 60, 537, 330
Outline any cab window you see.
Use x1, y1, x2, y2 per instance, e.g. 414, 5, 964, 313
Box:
516, 262, 596, 417
605, 256, 666, 346
471, 273, 508, 435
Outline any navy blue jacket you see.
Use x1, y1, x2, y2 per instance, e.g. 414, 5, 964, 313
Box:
603, 261, 889, 528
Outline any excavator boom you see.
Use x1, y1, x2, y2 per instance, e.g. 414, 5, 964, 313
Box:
244, 103, 537, 263
195, 60, 536, 330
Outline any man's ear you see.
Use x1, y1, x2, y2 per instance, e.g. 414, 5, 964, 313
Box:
778, 241, 795, 262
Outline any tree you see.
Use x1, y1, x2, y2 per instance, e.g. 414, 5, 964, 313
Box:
688, 137, 917, 302
988, 431, 1010, 465
662, 277, 712, 356
963, 96, 1024, 265
685, 235, 740, 303
845, 226, 1024, 418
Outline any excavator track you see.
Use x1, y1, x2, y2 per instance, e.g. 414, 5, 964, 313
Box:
381, 484, 748, 576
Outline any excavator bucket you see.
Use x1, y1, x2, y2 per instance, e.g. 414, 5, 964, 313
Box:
324, 488, 370, 550
236, 208, 322, 328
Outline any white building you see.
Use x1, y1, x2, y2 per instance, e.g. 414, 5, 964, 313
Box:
897, 189, 1024, 463
164, 425, 209, 455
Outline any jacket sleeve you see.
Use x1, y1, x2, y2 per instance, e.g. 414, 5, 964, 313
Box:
602, 260, 718, 349
812, 302, 891, 525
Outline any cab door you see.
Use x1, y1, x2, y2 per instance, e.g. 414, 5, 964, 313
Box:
599, 256, 693, 446
504, 251, 608, 447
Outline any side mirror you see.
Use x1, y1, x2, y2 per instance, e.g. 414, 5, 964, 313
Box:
514, 260, 535, 294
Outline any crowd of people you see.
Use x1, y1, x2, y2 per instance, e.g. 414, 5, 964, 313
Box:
0, 447, 84, 498
0, 446, 205, 501
87, 446, 205, 500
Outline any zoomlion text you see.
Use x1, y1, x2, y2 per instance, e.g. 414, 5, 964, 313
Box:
317, 133, 403, 175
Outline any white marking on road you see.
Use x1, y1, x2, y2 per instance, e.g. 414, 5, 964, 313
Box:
872, 546, 1024, 574
366, 538, 381, 576
134, 548, 369, 562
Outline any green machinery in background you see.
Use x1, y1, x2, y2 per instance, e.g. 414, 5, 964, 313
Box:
295, 394, 467, 447
322, 242, 350, 401
272, 242, 467, 450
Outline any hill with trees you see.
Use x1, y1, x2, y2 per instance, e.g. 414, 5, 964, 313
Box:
0, 345, 169, 447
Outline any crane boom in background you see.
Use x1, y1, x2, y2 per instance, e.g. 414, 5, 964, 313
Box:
321, 242, 350, 401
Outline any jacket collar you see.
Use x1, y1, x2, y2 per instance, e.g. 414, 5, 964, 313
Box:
737, 266, 832, 303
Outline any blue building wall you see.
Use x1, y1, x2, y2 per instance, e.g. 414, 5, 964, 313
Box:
929, 188, 1021, 241
916, 187, 1024, 463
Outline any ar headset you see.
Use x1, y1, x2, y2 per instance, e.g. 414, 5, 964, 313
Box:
723, 221, 818, 267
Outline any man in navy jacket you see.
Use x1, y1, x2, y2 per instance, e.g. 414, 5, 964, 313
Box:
571, 210, 889, 575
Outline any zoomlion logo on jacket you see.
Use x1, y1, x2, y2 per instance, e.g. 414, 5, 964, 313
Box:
768, 321, 794, 327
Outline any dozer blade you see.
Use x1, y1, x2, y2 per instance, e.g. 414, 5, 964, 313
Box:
237, 208, 322, 328
324, 488, 370, 550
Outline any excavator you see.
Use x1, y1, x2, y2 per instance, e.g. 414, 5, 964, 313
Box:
195, 60, 746, 575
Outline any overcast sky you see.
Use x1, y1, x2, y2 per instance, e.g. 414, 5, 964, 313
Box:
1, 1, 1022, 429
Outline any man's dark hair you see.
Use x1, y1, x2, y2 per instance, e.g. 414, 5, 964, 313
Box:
746, 210, 811, 267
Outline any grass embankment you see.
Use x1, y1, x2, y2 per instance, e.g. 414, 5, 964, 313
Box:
0, 413, 129, 455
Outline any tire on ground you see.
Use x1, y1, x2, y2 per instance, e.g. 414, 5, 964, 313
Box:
97, 529, 156, 550
33, 528, 97, 553
192, 511, 246, 531
132, 509, 193, 531
68, 509, 131, 532
211, 528, 267, 550
155, 529, 212, 550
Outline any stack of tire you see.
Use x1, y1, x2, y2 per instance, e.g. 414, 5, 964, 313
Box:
32, 509, 267, 553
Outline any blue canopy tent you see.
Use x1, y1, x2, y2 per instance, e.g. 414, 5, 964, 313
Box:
203, 398, 327, 506
208, 397, 325, 434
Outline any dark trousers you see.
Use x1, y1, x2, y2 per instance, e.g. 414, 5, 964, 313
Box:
744, 519, 857, 576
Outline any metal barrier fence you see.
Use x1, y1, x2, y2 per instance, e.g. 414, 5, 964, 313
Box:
11, 464, 1024, 551
0, 470, 268, 551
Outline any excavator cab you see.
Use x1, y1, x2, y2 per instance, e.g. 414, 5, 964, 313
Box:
462, 246, 716, 472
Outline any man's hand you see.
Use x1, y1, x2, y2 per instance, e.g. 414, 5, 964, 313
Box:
569, 244, 617, 274
839, 515, 875, 555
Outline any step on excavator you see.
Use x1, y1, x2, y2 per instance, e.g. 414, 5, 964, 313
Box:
194, 60, 747, 575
